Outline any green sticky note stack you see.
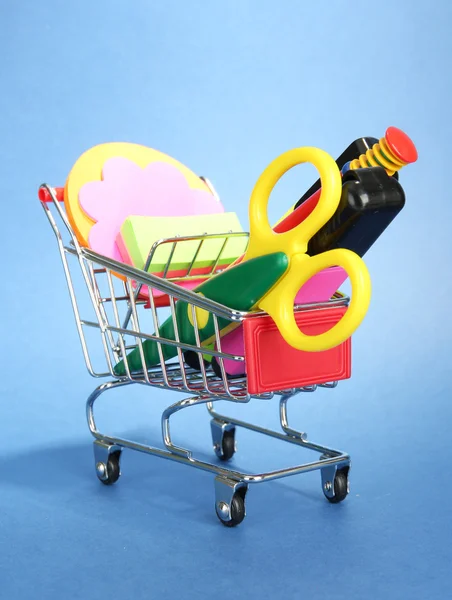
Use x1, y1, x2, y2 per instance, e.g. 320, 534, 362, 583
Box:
116, 213, 248, 274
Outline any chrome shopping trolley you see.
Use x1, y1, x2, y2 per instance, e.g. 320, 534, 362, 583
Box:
39, 183, 352, 527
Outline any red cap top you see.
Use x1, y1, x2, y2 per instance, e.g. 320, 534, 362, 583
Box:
385, 126, 418, 164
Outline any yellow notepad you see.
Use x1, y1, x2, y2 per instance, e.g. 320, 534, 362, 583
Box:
117, 213, 248, 274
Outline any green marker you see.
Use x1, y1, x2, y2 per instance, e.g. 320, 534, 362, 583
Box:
114, 252, 288, 375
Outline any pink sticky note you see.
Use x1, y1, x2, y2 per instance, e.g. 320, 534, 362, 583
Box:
294, 266, 347, 304
78, 157, 224, 261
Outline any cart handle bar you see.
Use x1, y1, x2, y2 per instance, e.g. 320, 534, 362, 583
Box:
38, 186, 64, 203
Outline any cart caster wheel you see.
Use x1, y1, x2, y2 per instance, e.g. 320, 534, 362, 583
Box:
323, 467, 349, 504
96, 451, 121, 485
216, 492, 246, 527
218, 428, 236, 461
211, 419, 236, 461
183, 350, 211, 372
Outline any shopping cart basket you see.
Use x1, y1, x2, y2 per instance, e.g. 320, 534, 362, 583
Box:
39, 184, 352, 527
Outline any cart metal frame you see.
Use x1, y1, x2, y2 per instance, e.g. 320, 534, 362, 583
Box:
39, 183, 351, 527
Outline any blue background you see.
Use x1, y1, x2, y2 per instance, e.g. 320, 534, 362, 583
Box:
1, 0, 451, 598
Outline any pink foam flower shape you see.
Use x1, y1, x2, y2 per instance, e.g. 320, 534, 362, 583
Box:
79, 156, 223, 261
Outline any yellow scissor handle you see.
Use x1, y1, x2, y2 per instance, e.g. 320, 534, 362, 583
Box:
245, 145, 371, 352
244, 147, 343, 262
259, 249, 371, 352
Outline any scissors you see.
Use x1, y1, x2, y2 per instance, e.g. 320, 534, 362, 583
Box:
115, 147, 371, 375
229, 146, 371, 352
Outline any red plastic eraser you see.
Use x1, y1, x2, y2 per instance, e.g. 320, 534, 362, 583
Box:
244, 306, 351, 394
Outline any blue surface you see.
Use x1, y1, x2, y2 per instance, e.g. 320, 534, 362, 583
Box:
1, 0, 451, 597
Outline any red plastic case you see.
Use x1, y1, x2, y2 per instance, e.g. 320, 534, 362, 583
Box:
243, 306, 351, 394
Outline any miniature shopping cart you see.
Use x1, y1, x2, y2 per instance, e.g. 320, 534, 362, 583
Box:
39, 183, 353, 527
